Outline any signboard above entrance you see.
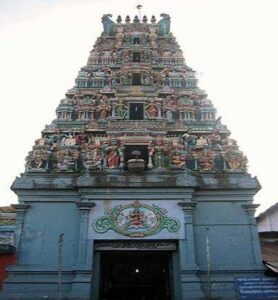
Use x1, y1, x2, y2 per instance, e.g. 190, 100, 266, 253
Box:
95, 241, 177, 251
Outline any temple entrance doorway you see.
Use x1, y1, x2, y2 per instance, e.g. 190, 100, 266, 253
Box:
99, 251, 172, 300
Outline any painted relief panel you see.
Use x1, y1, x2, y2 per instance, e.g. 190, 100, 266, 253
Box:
89, 200, 183, 240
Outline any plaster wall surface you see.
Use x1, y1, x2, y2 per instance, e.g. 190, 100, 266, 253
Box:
18, 202, 80, 267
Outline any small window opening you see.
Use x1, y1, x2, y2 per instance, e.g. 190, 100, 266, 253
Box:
132, 73, 141, 85
133, 52, 141, 62
133, 37, 141, 45
129, 103, 144, 120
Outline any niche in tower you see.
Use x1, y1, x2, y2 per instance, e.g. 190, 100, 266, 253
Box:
132, 73, 141, 85
129, 103, 144, 120
124, 145, 148, 170
133, 52, 141, 62
133, 37, 141, 45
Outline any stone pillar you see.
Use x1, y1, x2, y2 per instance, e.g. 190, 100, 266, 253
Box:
179, 111, 183, 121
157, 102, 162, 118
178, 202, 198, 270
90, 109, 95, 120
69, 201, 95, 299
147, 146, 154, 169
11, 204, 30, 259
178, 201, 205, 300
76, 201, 95, 266
111, 102, 116, 117
242, 204, 263, 267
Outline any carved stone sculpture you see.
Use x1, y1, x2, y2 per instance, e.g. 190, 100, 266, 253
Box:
102, 14, 115, 36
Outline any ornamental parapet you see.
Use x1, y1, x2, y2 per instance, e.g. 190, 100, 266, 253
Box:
10, 172, 260, 191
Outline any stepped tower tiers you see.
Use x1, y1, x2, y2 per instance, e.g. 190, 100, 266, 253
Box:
1, 14, 264, 300
25, 13, 245, 173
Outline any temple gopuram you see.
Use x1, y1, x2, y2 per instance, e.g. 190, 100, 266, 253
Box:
0, 13, 264, 300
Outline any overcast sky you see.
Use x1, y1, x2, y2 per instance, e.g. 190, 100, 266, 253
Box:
0, 0, 277, 215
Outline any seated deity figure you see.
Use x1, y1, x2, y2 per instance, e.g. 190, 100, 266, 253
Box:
146, 100, 158, 118
83, 145, 103, 171
56, 149, 79, 171
170, 149, 186, 170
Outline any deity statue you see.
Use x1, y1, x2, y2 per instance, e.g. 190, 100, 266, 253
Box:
146, 100, 158, 118
115, 26, 124, 48
104, 139, 121, 169
182, 133, 197, 152
82, 144, 103, 172
149, 26, 157, 48
61, 134, 77, 146
223, 149, 248, 171
25, 149, 50, 170
128, 207, 144, 229
116, 100, 127, 118
99, 97, 111, 120
56, 149, 79, 172
207, 132, 222, 151
142, 73, 153, 85
170, 149, 186, 170
152, 139, 169, 169
195, 136, 208, 148
75, 132, 90, 148
198, 149, 216, 171
102, 50, 112, 64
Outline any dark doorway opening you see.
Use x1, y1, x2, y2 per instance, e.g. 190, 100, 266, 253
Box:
133, 52, 141, 62
124, 145, 148, 170
133, 37, 141, 45
99, 251, 172, 300
129, 103, 144, 120
132, 73, 141, 85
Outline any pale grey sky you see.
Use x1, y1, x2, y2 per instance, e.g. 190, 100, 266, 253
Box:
0, 0, 277, 214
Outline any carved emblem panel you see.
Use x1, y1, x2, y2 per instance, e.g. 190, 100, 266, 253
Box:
92, 200, 181, 238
